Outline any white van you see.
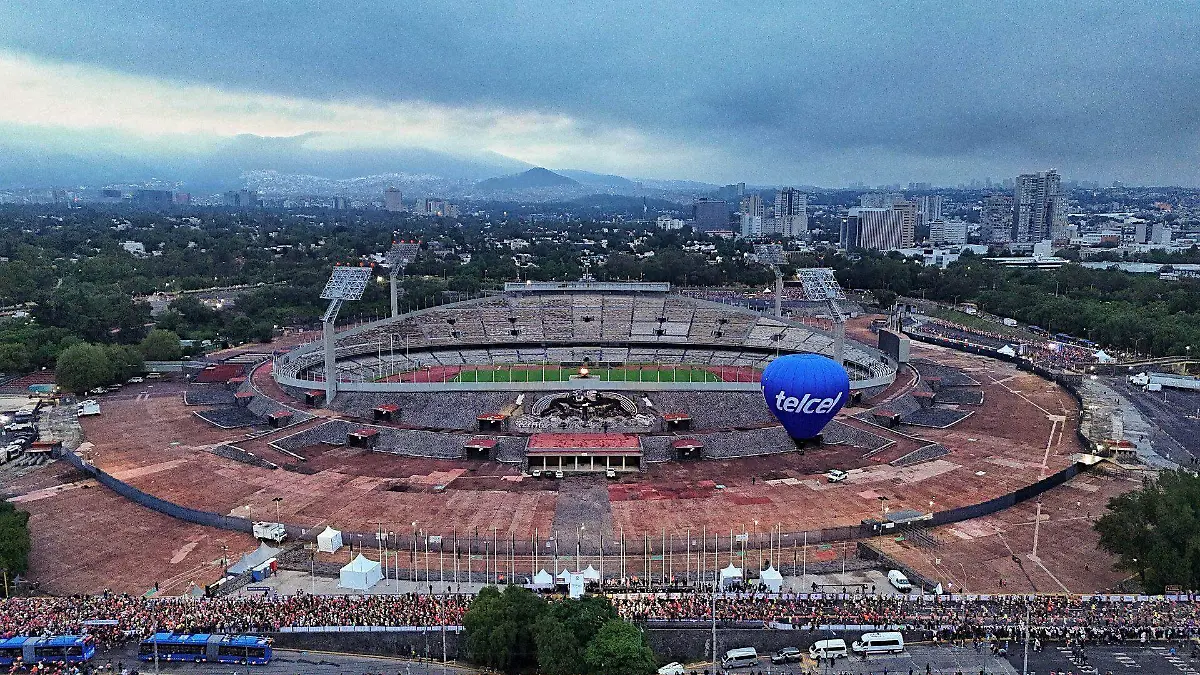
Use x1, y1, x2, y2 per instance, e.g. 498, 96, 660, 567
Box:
887, 570, 912, 592
853, 632, 904, 655
809, 639, 848, 660
721, 647, 759, 669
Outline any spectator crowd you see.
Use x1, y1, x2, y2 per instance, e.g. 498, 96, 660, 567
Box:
2, 592, 1199, 645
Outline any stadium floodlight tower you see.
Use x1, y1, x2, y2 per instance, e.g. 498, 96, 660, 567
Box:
384, 240, 422, 318
753, 244, 787, 318
319, 264, 372, 403
796, 268, 848, 365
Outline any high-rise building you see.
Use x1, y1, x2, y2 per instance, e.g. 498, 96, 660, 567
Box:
1012, 169, 1065, 243
739, 194, 764, 217
918, 195, 943, 225
1134, 221, 1148, 244
384, 187, 404, 212
981, 194, 1013, 243
840, 215, 860, 251
1150, 223, 1172, 246
929, 219, 967, 245
774, 188, 808, 238
846, 202, 915, 251
223, 189, 259, 208
692, 198, 728, 232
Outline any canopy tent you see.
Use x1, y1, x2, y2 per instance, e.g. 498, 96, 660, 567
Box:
1095, 350, 1115, 363
997, 345, 1017, 358
759, 566, 783, 593
582, 565, 601, 582
530, 569, 555, 590
338, 554, 383, 591
317, 526, 343, 553
228, 543, 279, 575
556, 569, 573, 584
719, 564, 743, 590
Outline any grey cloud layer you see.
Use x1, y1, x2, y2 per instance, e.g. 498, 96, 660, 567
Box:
1, 0, 1198, 185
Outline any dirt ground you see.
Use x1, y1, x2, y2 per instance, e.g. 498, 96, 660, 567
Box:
11, 321, 1142, 594
8, 462, 256, 596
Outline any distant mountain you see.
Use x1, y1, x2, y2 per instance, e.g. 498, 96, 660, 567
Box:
0, 128, 532, 190
475, 167, 581, 191
555, 169, 639, 191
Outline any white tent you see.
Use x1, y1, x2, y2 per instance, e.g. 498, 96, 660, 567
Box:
338, 554, 383, 591
531, 569, 554, 590
759, 566, 783, 593
557, 569, 573, 584
997, 345, 1017, 358
1095, 350, 1115, 364
582, 565, 601, 582
719, 564, 743, 590
317, 526, 343, 553
228, 542, 279, 575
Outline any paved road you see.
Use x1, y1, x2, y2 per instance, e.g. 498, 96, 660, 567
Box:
681, 645, 1015, 675
96, 645, 476, 675
1008, 644, 1200, 675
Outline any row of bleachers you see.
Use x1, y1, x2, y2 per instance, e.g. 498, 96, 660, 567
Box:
281, 294, 894, 385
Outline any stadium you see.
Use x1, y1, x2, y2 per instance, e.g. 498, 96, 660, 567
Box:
267, 279, 897, 471
32, 269, 1118, 600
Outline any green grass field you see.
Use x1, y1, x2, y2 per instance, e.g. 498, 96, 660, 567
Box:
452, 366, 724, 383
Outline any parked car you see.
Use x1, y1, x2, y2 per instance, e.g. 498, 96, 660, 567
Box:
826, 469, 848, 483
771, 647, 803, 664
127, 376, 144, 384
657, 663, 686, 675
554, 470, 565, 479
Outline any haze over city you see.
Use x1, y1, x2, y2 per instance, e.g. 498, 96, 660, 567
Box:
1, 0, 1199, 187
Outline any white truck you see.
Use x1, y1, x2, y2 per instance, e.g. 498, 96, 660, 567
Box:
252, 521, 287, 544
77, 400, 101, 417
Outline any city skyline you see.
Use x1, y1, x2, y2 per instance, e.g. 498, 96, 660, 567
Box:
0, 1, 1199, 187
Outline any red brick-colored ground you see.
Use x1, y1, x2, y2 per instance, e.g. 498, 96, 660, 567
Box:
29, 322, 1133, 592
9, 463, 256, 596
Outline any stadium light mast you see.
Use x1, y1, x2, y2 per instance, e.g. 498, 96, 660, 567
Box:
384, 239, 422, 318
796, 268, 848, 365
752, 244, 787, 318
319, 264, 372, 403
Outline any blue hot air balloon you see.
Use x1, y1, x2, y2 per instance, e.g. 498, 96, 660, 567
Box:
760, 354, 851, 440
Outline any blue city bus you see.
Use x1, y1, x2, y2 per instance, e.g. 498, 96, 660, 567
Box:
138, 633, 272, 665
0, 636, 96, 665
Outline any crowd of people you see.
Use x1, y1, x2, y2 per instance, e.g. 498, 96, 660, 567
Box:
0, 592, 469, 645
2, 592, 1200, 645
611, 593, 1200, 642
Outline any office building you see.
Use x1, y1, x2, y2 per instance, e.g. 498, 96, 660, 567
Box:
1151, 223, 1172, 246
692, 198, 728, 232
134, 189, 173, 208
384, 187, 404, 212
739, 194, 764, 217
740, 214, 765, 238
1012, 169, 1065, 243
1134, 221, 1148, 244
840, 215, 860, 251
774, 188, 808, 238
918, 195, 943, 225
846, 202, 915, 251
981, 194, 1013, 243
223, 189, 259, 208
656, 215, 685, 230
929, 219, 968, 245
717, 183, 746, 206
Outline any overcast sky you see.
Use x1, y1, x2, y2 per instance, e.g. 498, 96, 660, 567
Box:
1, 0, 1198, 186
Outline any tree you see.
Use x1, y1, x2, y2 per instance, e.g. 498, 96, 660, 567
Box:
583, 619, 657, 675
0, 502, 30, 588
140, 329, 182, 361
871, 288, 898, 311
1095, 470, 1200, 593
462, 585, 545, 673
0, 343, 31, 374
105, 344, 145, 382
535, 595, 620, 675
55, 343, 113, 394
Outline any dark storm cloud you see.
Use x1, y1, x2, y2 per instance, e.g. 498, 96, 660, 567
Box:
1, 0, 1198, 185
